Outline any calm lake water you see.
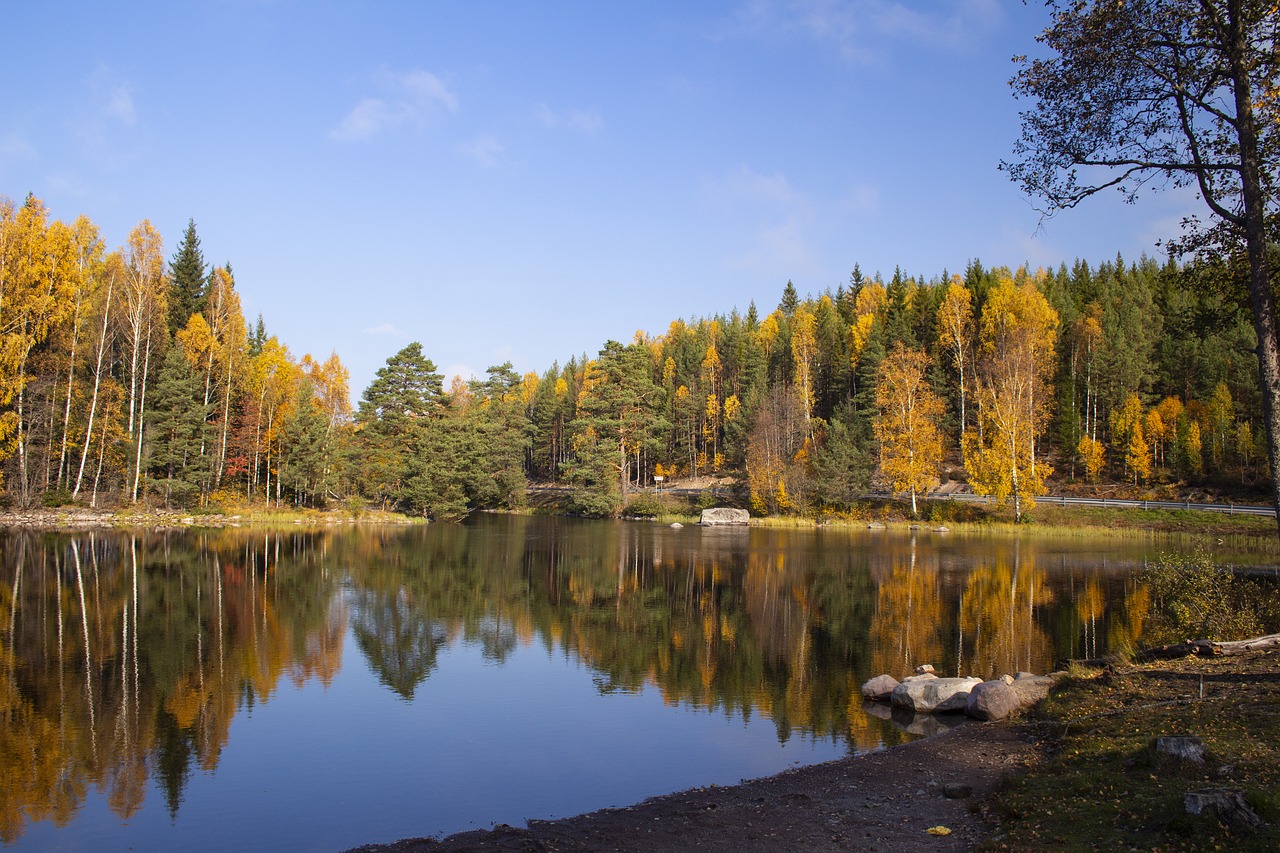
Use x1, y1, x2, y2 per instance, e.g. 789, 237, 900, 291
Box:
2, 515, 1273, 851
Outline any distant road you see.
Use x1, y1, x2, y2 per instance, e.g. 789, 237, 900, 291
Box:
659, 485, 1277, 519
530, 484, 1276, 519
932, 491, 1276, 518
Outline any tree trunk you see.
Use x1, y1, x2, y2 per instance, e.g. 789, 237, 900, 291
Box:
74, 275, 113, 499
56, 293, 83, 490
16, 352, 29, 506
131, 320, 153, 504
1225, 0, 1280, 538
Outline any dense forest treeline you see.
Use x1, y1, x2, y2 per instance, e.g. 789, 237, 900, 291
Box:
0, 193, 1268, 518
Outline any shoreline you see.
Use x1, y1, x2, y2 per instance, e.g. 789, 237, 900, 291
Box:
1, 502, 1273, 539
343, 648, 1280, 852
344, 722, 1039, 853
0, 506, 419, 530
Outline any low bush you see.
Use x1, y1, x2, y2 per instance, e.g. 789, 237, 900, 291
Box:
623, 492, 672, 518
40, 488, 76, 508
1141, 550, 1279, 644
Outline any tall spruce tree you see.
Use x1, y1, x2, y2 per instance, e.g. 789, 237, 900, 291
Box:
779, 280, 799, 317
146, 345, 210, 506
168, 219, 207, 334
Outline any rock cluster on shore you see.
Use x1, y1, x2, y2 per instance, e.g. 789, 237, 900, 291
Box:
861, 663, 1065, 722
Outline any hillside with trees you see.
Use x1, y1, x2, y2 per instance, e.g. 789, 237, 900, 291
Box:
0, 193, 1267, 519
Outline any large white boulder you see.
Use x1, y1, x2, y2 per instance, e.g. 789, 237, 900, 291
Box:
964, 680, 1023, 721
891, 675, 982, 713
699, 507, 749, 526
1009, 673, 1057, 706
860, 674, 900, 702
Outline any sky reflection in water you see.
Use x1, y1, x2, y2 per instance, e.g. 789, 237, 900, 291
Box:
2, 516, 1259, 851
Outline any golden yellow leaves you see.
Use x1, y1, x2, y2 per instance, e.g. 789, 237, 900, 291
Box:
874, 344, 943, 515
965, 278, 1058, 519
849, 313, 876, 367
1079, 435, 1105, 482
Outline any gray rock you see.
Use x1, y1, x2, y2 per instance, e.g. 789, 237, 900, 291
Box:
1008, 674, 1056, 706
698, 507, 749, 526
1000, 674, 1015, 685
888, 707, 969, 738
1184, 788, 1268, 832
942, 783, 972, 799
965, 680, 1023, 721
861, 674, 901, 702
914, 664, 936, 675
861, 701, 892, 722
1156, 736, 1206, 764
867, 521, 886, 530
891, 675, 982, 713
669, 522, 683, 529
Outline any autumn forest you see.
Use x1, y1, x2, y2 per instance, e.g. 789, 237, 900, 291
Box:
0, 194, 1267, 520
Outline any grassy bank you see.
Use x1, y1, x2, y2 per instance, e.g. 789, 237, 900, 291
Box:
984, 651, 1280, 851
744, 500, 1278, 539
0, 505, 420, 530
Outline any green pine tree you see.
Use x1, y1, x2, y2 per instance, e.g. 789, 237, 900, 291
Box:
355, 342, 445, 510
167, 219, 208, 334
146, 345, 210, 507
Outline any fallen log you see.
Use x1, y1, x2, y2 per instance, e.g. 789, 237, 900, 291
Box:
1138, 632, 1280, 661
1213, 632, 1280, 654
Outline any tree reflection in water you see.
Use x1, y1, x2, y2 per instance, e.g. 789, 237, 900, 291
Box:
0, 517, 1186, 843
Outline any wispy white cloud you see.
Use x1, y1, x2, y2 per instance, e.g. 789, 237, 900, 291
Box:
731, 0, 1005, 60
397, 69, 458, 112
459, 134, 503, 167
534, 103, 603, 136
734, 216, 814, 275
706, 165, 818, 276
331, 69, 457, 143
568, 110, 603, 135
46, 172, 89, 198
0, 133, 36, 169
364, 322, 404, 336
837, 183, 880, 215
87, 66, 136, 126
102, 83, 136, 125
75, 66, 140, 164
722, 165, 804, 207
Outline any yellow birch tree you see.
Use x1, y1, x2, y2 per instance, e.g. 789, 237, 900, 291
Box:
790, 304, 817, 428
873, 344, 943, 517
964, 278, 1058, 521
935, 275, 974, 447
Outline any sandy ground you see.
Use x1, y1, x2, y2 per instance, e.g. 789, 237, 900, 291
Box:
344, 722, 1039, 853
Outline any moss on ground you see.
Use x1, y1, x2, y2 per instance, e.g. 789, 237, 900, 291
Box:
984, 651, 1280, 851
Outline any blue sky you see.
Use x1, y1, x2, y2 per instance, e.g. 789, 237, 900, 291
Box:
1, 1, 1196, 396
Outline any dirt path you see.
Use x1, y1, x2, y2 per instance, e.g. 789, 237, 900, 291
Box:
346, 722, 1039, 853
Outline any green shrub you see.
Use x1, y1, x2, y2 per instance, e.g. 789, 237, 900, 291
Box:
694, 489, 721, 511
1141, 550, 1274, 644
623, 492, 670, 518
566, 487, 622, 518
40, 488, 76, 508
